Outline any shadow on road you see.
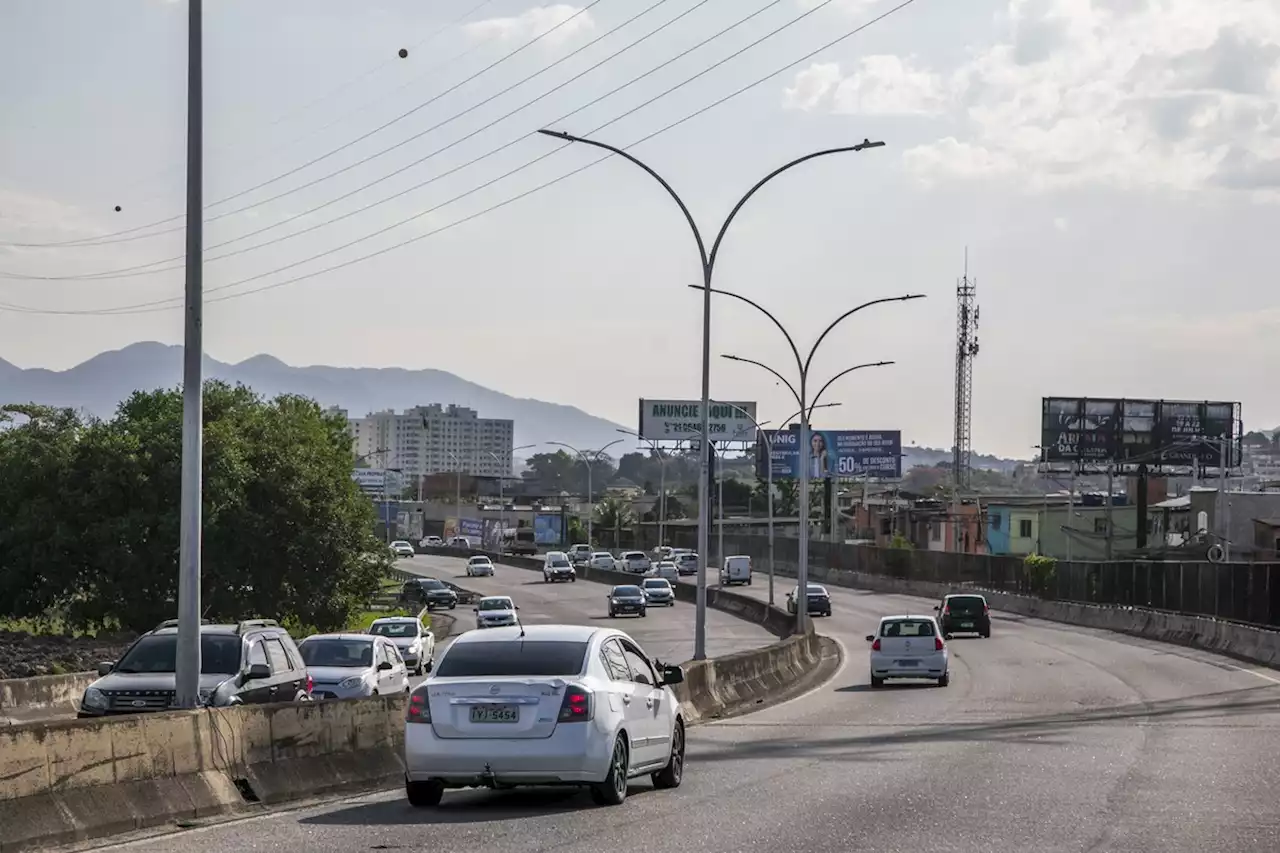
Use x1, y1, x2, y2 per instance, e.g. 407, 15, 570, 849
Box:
298, 785, 657, 826
835, 682, 935, 693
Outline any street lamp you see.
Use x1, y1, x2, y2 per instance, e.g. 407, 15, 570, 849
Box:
489, 444, 535, 550
714, 401, 842, 606
711, 287, 923, 634
541, 128, 885, 660
616, 430, 678, 550
549, 439, 623, 546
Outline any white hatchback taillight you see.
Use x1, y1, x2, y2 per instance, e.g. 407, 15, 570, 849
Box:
556, 685, 593, 723
406, 687, 431, 723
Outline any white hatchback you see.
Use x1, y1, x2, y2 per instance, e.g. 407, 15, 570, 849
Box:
404, 624, 687, 807
465, 556, 495, 577
866, 615, 950, 688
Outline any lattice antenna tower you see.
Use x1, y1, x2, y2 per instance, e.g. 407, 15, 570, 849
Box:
953, 248, 979, 491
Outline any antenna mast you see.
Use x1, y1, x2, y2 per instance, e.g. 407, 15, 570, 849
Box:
953, 249, 979, 492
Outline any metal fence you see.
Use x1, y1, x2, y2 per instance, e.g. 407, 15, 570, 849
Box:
660, 530, 1280, 629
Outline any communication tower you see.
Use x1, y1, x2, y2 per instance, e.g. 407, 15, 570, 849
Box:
953, 249, 979, 491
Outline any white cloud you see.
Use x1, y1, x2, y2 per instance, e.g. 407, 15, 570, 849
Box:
783, 55, 951, 115
463, 5, 595, 47
1053, 216, 1069, 231
896, 0, 1280, 194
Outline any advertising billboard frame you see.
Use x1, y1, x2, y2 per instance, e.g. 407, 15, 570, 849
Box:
755, 428, 903, 481
1039, 397, 1242, 474
637, 399, 758, 442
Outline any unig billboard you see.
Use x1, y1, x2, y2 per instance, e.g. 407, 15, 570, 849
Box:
756, 428, 902, 480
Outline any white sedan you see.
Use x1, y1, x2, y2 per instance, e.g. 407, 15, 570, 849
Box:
368, 615, 435, 676
465, 555, 495, 577
473, 595, 519, 630
866, 614, 950, 688
390, 540, 415, 558
403, 624, 687, 807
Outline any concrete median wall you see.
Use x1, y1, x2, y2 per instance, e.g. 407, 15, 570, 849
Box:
0, 672, 96, 719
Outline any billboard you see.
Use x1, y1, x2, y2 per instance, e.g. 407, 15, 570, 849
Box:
533, 513, 563, 545
756, 428, 903, 480
638, 399, 757, 441
1040, 398, 1241, 467
352, 468, 403, 495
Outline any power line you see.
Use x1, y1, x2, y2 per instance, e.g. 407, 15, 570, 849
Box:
1, 0, 921, 318
75, 0, 502, 214
2, 0, 694, 283
0, 0, 604, 250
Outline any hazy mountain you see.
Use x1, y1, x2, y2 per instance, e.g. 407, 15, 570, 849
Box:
0, 343, 630, 453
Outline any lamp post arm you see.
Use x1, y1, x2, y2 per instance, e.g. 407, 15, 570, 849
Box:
694, 285, 804, 379
719, 354, 802, 412
803, 295, 925, 376
809, 362, 894, 415
537, 129, 709, 271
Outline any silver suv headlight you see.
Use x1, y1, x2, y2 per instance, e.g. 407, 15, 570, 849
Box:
339, 676, 367, 690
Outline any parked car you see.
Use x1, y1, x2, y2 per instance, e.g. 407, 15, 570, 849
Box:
935, 593, 991, 638
866, 615, 950, 688
400, 578, 458, 611
567, 544, 593, 566
390, 540, 416, 558
640, 578, 675, 606
78, 619, 311, 717
368, 614, 435, 675
589, 551, 616, 570
719, 555, 752, 586
607, 585, 647, 618
403, 624, 687, 807
543, 551, 576, 583
786, 583, 832, 617
300, 633, 409, 699
474, 596, 519, 630
617, 551, 651, 573
465, 555, 495, 577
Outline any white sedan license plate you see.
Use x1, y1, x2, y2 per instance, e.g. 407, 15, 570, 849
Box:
896, 659, 919, 666
470, 704, 518, 723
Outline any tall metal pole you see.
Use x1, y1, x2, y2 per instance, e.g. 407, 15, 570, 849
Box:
766, 432, 775, 605
658, 450, 666, 549
796, 411, 811, 635
455, 457, 461, 541
174, 0, 204, 711
1105, 463, 1115, 560
717, 444, 724, 567
586, 463, 594, 546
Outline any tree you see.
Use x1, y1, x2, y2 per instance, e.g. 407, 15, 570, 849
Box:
0, 382, 389, 634
594, 496, 635, 530
525, 449, 617, 495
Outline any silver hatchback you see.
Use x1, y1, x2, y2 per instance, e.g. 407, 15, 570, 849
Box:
300, 634, 409, 700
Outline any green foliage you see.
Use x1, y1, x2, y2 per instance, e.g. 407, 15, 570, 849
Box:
0, 382, 389, 635
525, 449, 616, 495
1023, 553, 1057, 596
888, 533, 914, 550
594, 496, 635, 530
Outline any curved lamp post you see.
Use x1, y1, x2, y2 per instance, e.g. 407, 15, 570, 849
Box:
539, 128, 885, 660
708, 286, 924, 633
489, 444, 535, 549
549, 439, 623, 546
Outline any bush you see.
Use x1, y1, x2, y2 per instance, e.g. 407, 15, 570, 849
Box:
1024, 553, 1057, 597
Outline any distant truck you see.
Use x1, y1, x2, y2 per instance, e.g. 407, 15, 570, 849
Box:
502, 528, 538, 556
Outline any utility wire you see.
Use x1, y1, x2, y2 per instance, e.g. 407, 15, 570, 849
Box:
0, 0, 920, 317
0, 0, 604, 250
75, 0, 501, 214
2, 0, 693, 282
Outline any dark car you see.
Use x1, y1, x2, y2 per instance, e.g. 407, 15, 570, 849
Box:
607, 585, 647, 618
400, 578, 458, 611
786, 584, 832, 617
77, 619, 312, 718
935, 593, 991, 638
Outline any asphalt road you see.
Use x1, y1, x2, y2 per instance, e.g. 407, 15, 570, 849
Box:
87, 566, 1280, 853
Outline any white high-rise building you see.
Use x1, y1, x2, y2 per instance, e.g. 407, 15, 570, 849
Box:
346, 405, 514, 479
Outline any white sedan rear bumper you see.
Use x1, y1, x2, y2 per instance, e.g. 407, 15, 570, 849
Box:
404, 721, 613, 786
870, 650, 948, 679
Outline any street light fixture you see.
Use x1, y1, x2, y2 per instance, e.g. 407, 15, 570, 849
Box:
710, 286, 924, 634
541, 128, 886, 659
489, 444, 535, 549
548, 439, 623, 546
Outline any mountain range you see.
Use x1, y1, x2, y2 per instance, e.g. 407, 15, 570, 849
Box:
0, 343, 1022, 468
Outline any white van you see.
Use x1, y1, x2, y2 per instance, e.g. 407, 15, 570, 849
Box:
719, 555, 752, 586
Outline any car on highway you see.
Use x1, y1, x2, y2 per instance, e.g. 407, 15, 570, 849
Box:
78, 619, 312, 717
368, 615, 435, 675
607, 585, 648, 618
674, 552, 699, 576
786, 583, 832, 617
390, 540, 416, 558
652, 545, 675, 562
474, 596, 519, 630
543, 551, 577, 583
719, 555, 752, 586
567, 544, 593, 566
400, 577, 459, 611
617, 551, 652, 573
641, 577, 675, 606
588, 551, 616, 570
420, 535, 444, 548
465, 555, 495, 577
935, 593, 991, 638
403, 623, 687, 807
866, 615, 950, 688
448, 536, 472, 549
300, 633, 410, 699
646, 561, 679, 582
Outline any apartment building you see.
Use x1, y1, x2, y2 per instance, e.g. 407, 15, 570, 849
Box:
346, 404, 514, 479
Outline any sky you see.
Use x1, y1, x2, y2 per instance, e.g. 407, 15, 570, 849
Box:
2, 0, 1278, 459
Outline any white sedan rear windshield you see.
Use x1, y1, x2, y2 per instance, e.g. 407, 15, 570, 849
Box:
624, 552, 646, 559
436, 641, 588, 677
880, 619, 936, 637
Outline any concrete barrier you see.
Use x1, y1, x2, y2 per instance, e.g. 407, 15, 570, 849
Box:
0, 672, 96, 718
769, 558, 1280, 669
